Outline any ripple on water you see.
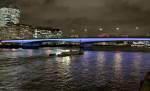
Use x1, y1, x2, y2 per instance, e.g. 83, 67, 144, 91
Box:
0, 48, 150, 91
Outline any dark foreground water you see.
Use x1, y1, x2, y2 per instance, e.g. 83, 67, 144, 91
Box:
0, 48, 150, 91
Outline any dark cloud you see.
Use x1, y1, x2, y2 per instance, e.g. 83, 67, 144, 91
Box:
0, 0, 150, 36
122, 0, 150, 12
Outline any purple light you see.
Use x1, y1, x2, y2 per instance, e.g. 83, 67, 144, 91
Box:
1, 38, 150, 43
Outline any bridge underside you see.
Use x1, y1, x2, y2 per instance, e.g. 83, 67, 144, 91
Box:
21, 42, 42, 49
1, 38, 150, 49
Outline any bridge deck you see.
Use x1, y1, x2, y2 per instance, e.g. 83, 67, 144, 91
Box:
1, 38, 150, 43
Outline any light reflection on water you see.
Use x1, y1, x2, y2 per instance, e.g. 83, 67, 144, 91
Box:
114, 52, 123, 79
0, 48, 150, 91
62, 56, 71, 65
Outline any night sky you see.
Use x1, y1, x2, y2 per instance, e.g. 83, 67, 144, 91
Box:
1, 0, 150, 36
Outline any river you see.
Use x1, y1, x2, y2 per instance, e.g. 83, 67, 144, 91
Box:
0, 48, 150, 91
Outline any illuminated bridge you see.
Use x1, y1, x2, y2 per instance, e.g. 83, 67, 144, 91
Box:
1, 38, 150, 48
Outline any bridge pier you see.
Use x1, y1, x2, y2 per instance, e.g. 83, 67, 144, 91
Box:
80, 43, 93, 49
22, 43, 41, 49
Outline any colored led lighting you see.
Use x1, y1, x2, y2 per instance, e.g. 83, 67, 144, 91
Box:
1, 38, 150, 43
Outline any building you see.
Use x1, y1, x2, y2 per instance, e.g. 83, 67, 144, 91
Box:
0, 24, 63, 40
33, 27, 63, 39
132, 41, 150, 47
0, 7, 20, 27
0, 24, 33, 39
0, 7, 63, 39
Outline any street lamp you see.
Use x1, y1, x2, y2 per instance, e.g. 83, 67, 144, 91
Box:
136, 26, 139, 30
84, 28, 88, 32
116, 27, 120, 31
71, 29, 75, 33
70, 29, 75, 37
84, 28, 88, 37
99, 27, 103, 31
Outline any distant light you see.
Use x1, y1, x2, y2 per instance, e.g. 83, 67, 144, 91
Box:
84, 28, 88, 32
71, 29, 75, 32
116, 27, 120, 31
99, 28, 103, 31
136, 26, 139, 30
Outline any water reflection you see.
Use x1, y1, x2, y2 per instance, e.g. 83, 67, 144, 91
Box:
62, 56, 71, 65
133, 53, 142, 70
96, 52, 107, 85
132, 53, 142, 79
113, 52, 123, 80
97, 52, 105, 64
0, 48, 149, 91
114, 52, 122, 69
27, 49, 33, 56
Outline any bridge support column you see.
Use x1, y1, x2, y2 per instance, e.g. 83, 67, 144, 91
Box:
22, 43, 41, 49
80, 43, 93, 49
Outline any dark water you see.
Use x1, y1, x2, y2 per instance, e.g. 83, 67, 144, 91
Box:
0, 48, 150, 91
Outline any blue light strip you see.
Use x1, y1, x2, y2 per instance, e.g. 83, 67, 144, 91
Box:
1, 38, 150, 43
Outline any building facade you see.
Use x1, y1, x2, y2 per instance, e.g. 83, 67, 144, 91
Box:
0, 7, 20, 27
33, 27, 63, 39
0, 24, 63, 40
0, 7, 63, 39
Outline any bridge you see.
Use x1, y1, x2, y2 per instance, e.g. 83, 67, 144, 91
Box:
1, 38, 150, 48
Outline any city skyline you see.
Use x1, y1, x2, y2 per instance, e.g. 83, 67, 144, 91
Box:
0, 1, 150, 91
0, 0, 150, 36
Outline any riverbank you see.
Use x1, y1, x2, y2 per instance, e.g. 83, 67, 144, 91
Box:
140, 72, 150, 91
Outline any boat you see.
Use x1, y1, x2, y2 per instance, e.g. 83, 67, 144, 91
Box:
49, 49, 84, 57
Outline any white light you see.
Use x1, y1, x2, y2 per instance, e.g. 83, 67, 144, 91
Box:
62, 56, 71, 65
116, 27, 120, 30
71, 29, 75, 32
61, 50, 70, 52
99, 28, 103, 31
84, 28, 88, 32
56, 51, 62, 55
136, 26, 139, 30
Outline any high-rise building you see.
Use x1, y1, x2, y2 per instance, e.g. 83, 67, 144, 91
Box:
0, 7, 20, 27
